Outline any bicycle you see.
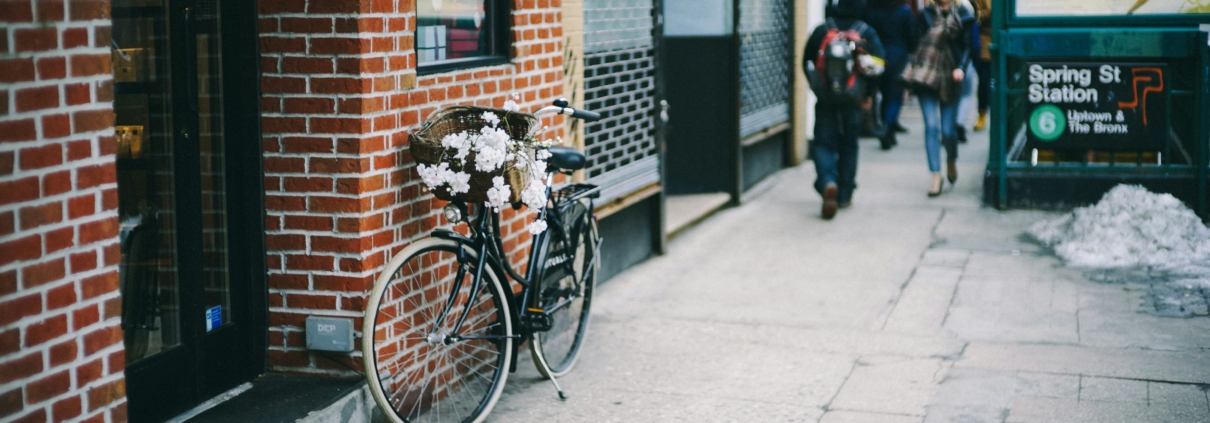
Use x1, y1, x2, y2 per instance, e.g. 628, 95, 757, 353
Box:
362, 99, 603, 423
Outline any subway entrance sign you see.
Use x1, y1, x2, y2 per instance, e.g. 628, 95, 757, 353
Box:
1024, 63, 1167, 152
986, 0, 1210, 219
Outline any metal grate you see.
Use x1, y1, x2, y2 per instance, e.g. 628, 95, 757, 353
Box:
738, 0, 792, 138
582, 0, 660, 203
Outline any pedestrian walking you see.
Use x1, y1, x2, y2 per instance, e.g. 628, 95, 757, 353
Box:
953, 0, 981, 143
900, 0, 975, 197
865, 0, 918, 150
804, 0, 885, 219
972, 0, 992, 132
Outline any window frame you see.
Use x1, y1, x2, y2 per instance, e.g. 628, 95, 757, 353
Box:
416, 0, 513, 76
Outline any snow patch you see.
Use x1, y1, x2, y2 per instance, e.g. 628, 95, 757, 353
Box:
1028, 184, 1210, 272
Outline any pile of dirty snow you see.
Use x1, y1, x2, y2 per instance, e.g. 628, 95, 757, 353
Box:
1028, 185, 1210, 272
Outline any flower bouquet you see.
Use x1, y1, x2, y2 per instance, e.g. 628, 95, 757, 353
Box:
409, 98, 555, 234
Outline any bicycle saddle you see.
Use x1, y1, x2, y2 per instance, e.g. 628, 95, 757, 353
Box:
546, 146, 586, 171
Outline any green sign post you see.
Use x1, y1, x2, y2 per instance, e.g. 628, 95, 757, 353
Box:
987, 0, 1209, 219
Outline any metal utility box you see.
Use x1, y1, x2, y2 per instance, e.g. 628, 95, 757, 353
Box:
985, 0, 1210, 218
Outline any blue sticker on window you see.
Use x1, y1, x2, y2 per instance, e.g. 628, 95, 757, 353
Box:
206, 306, 222, 332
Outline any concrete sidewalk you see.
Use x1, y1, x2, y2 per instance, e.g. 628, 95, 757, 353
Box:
486, 105, 1210, 423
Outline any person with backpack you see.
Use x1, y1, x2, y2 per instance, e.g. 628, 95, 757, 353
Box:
804, 0, 885, 220
900, 0, 975, 197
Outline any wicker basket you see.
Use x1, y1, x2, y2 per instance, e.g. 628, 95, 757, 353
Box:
409, 106, 539, 203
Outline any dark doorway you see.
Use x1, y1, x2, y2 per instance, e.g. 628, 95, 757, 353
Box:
111, 0, 266, 421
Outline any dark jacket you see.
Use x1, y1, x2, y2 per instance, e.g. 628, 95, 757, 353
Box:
916, 3, 976, 72
864, 4, 916, 76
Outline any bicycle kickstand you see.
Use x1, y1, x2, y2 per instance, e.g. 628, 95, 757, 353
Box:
532, 348, 569, 400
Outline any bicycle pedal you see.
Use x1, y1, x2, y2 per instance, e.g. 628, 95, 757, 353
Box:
520, 308, 554, 332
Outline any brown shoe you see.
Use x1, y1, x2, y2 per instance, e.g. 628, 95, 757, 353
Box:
946, 159, 958, 184
822, 183, 838, 220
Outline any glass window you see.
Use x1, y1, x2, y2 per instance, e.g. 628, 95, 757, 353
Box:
417, 0, 509, 71
1016, 0, 1210, 17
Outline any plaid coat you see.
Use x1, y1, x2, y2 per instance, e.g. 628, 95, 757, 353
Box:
901, 5, 969, 103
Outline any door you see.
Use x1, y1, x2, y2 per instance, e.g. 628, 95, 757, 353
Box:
111, 0, 266, 421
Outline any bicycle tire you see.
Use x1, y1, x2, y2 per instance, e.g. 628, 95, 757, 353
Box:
530, 202, 598, 377
363, 238, 513, 423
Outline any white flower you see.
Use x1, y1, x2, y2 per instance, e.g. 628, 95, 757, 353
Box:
529, 160, 547, 178
448, 171, 471, 194
441, 132, 472, 160
502, 99, 520, 112
528, 219, 548, 235
536, 149, 552, 160
485, 176, 511, 208
417, 163, 451, 190
481, 111, 500, 126
522, 179, 547, 210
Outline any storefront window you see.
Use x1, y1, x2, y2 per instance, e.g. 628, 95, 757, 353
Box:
1016, 0, 1210, 17
416, 0, 510, 73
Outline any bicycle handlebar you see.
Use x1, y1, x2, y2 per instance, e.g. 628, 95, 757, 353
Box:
533, 98, 601, 122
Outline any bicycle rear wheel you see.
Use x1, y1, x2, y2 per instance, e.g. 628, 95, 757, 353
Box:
531, 202, 598, 377
363, 238, 513, 423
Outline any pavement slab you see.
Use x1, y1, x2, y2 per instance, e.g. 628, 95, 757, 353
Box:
474, 103, 1210, 423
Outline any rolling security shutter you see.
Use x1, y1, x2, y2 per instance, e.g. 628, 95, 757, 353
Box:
738, 0, 792, 138
583, 0, 660, 204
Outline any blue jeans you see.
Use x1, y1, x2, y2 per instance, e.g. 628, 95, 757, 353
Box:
918, 94, 959, 173
813, 102, 862, 203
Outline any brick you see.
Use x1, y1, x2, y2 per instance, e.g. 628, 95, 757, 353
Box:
67, 140, 92, 160
64, 83, 89, 105
23, 258, 65, 288
24, 314, 67, 347
282, 176, 331, 192
41, 113, 71, 139
82, 325, 121, 355
62, 27, 88, 48
309, 117, 366, 134
67, 195, 95, 219
0, 352, 42, 383
102, 297, 120, 320
70, 53, 110, 76
111, 401, 127, 423
308, 0, 361, 14
267, 273, 308, 290
80, 272, 118, 300
0, 152, 12, 175
69, 0, 109, 20
0, 91, 7, 115
100, 187, 116, 210
259, 37, 307, 54
280, 17, 333, 34
16, 85, 59, 112
259, 0, 306, 14
72, 109, 114, 133
284, 215, 332, 231
77, 164, 115, 188
0, 1, 34, 22
265, 195, 306, 211
283, 97, 335, 114
308, 196, 360, 213
0, 176, 39, 206
47, 282, 77, 309
14, 28, 56, 52
19, 201, 63, 230
86, 379, 123, 411
72, 304, 99, 330
285, 254, 334, 271
0, 327, 17, 355
79, 217, 117, 244
265, 234, 305, 250
102, 242, 119, 266
310, 77, 364, 94
313, 274, 371, 292
12, 409, 46, 423
0, 211, 13, 237
43, 170, 71, 196
106, 350, 124, 374
0, 235, 41, 267
263, 157, 305, 173
27, 370, 70, 403
311, 235, 362, 253
281, 137, 334, 153
52, 395, 82, 421
70, 251, 97, 274
261, 117, 306, 133
36, 56, 66, 79
0, 388, 20, 418
286, 293, 334, 309
93, 25, 110, 49
97, 134, 115, 155
309, 37, 364, 55
0, 118, 38, 142
75, 359, 102, 387
45, 226, 73, 254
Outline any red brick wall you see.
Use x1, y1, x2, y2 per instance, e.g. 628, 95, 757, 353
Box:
0, 1, 128, 422
258, 0, 565, 374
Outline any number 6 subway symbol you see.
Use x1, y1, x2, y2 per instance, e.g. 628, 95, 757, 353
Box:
1117, 67, 1163, 126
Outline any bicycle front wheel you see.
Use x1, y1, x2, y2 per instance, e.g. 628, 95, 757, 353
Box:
531, 203, 598, 377
363, 238, 513, 423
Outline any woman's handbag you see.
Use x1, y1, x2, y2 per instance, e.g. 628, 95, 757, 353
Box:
901, 10, 962, 103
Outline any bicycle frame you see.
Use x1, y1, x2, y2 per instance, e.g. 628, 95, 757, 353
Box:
430, 180, 599, 369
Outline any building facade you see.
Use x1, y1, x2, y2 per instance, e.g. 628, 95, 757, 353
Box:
1, 1, 807, 421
